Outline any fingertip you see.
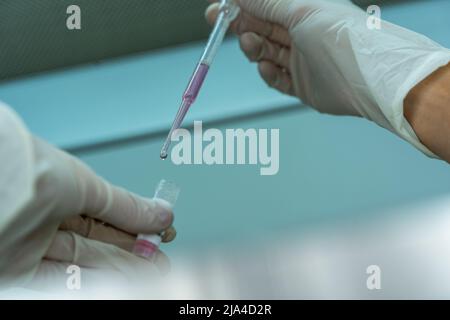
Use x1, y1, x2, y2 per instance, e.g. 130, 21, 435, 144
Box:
239, 32, 263, 61
162, 226, 177, 243
108, 194, 175, 235
205, 3, 220, 26
258, 60, 278, 86
258, 61, 294, 95
152, 198, 175, 229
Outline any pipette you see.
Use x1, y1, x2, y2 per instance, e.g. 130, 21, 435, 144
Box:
160, 0, 240, 160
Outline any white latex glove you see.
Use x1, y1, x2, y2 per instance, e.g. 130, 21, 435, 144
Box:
206, 0, 450, 156
0, 103, 175, 291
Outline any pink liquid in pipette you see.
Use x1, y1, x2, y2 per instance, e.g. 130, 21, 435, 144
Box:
159, 63, 210, 160
183, 63, 210, 103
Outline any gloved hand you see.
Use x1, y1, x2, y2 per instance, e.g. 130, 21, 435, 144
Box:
206, 0, 450, 156
0, 103, 175, 291
27, 216, 175, 295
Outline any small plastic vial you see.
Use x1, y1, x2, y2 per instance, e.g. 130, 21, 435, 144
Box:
132, 180, 180, 260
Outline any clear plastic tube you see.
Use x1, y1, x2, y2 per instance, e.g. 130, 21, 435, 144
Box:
199, 0, 240, 66
160, 0, 240, 160
132, 180, 180, 260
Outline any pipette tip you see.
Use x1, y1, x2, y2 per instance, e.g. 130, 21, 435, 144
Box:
160, 151, 168, 160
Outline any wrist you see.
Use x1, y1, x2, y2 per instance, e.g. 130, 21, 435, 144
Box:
404, 62, 450, 162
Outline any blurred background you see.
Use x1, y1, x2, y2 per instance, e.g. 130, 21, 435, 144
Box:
1, 0, 450, 299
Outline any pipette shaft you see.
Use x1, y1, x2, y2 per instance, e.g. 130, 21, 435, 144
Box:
160, 0, 240, 159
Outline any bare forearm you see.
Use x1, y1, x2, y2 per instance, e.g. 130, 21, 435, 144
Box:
404, 63, 450, 162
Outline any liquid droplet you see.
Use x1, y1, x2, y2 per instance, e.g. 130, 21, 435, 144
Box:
160, 152, 168, 160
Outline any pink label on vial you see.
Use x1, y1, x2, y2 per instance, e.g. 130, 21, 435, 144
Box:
133, 239, 158, 259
